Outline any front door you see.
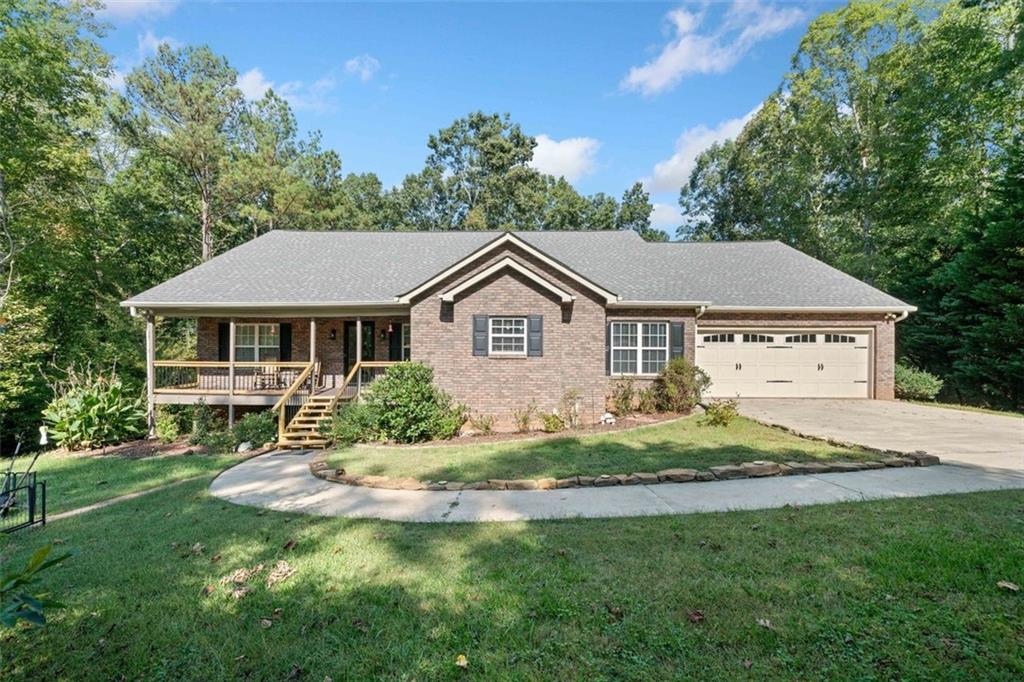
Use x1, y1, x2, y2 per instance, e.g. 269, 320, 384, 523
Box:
343, 321, 375, 374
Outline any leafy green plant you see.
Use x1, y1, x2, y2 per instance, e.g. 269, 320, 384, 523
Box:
540, 412, 565, 433
653, 358, 711, 413
2, 544, 73, 629
155, 408, 180, 444
895, 362, 944, 401
637, 387, 659, 415
42, 368, 146, 450
702, 399, 739, 427
512, 400, 538, 433
469, 413, 496, 435
232, 411, 277, 448
199, 430, 235, 454
560, 389, 582, 428
322, 402, 380, 446
188, 400, 221, 446
610, 378, 635, 417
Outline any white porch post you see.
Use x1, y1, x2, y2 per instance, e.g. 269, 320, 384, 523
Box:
228, 318, 236, 428
145, 313, 156, 437
309, 318, 317, 362
356, 317, 362, 395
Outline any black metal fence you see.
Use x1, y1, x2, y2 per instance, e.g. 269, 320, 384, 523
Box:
1, 471, 47, 533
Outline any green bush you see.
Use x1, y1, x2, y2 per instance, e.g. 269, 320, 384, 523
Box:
188, 400, 221, 446
200, 430, 235, 454
154, 409, 180, 444
322, 362, 467, 445
653, 357, 711, 413
637, 387, 659, 415
511, 400, 537, 432
610, 378, 635, 416
540, 412, 565, 433
895, 362, 944, 401
42, 369, 146, 450
232, 411, 277, 448
469, 413, 496, 435
702, 399, 739, 427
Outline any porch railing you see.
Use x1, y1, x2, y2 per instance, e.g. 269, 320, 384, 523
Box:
272, 362, 317, 438
154, 361, 310, 394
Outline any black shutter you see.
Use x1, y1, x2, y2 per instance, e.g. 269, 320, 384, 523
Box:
670, 321, 684, 360
279, 323, 292, 361
472, 315, 488, 356
389, 322, 403, 361
527, 315, 543, 357
605, 323, 611, 375
218, 322, 230, 361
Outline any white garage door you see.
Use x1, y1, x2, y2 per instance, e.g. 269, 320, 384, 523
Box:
695, 329, 871, 398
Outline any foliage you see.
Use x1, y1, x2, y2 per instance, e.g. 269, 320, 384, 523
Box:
894, 362, 944, 401
468, 413, 496, 435
42, 368, 146, 450
560, 389, 582, 429
154, 409, 180, 444
188, 400, 220, 446
610, 378, 635, 417
0, 299, 52, 448
540, 412, 565, 433
637, 387, 659, 415
702, 399, 739, 427
653, 358, 711, 413
232, 411, 277, 448
511, 400, 537, 433
322, 401, 380, 446
1, 544, 73, 629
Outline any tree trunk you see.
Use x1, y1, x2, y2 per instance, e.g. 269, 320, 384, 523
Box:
200, 192, 213, 262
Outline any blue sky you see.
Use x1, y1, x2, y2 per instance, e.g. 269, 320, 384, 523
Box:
99, 1, 842, 232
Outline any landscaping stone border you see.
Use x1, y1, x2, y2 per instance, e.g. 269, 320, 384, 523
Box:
308, 452, 941, 492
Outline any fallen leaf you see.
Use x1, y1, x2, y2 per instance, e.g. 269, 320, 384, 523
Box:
52, 538, 66, 545
273, 608, 284, 618
687, 610, 705, 623
259, 618, 273, 629
220, 564, 264, 586
283, 539, 297, 551
997, 580, 1020, 592
352, 618, 369, 633
200, 585, 216, 598
455, 654, 468, 669
266, 560, 296, 589
605, 604, 624, 622
210, 553, 222, 563
234, 655, 246, 662
742, 660, 753, 669
190, 542, 205, 556
756, 618, 775, 630
231, 586, 253, 600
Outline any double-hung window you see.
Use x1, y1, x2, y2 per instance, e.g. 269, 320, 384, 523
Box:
235, 323, 280, 362
611, 321, 669, 375
401, 323, 411, 360
489, 317, 526, 356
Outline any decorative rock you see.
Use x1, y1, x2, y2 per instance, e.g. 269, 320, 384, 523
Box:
785, 461, 830, 475
862, 461, 886, 470
309, 461, 329, 472
881, 457, 912, 467
741, 461, 782, 477
507, 479, 538, 491
777, 463, 795, 476
907, 452, 940, 466
537, 478, 558, 490
359, 475, 389, 488
828, 461, 868, 472
616, 474, 641, 485
426, 482, 447, 491
709, 465, 746, 480
444, 482, 465, 491
463, 481, 489, 490
657, 468, 698, 482
556, 477, 580, 488
236, 441, 253, 453
262, 442, 276, 450
695, 471, 715, 482
486, 479, 510, 490
593, 474, 619, 487
338, 473, 365, 485
599, 412, 617, 425
633, 472, 659, 485
577, 476, 596, 487
398, 478, 424, 491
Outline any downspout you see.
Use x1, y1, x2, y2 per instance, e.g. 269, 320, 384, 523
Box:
893, 310, 909, 323
696, 305, 707, 319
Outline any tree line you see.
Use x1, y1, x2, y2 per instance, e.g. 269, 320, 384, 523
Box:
678, 0, 1022, 410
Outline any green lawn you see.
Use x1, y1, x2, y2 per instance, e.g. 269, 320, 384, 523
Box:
6, 449, 245, 515
907, 400, 1024, 419
1, 474, 1021, 680
324, 415, 876, 481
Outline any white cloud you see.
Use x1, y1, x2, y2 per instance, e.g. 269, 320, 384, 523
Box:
344, 54, 381, 82
651, 203, 682, 229
99, 0, 179, 22
278, 76, 338, 112
136, 29, 181, 57
103, 68, 128, 91
529, 134, 601, 182
647, 105, 759, 192
622, 1, 805, 96
238, 68, 274, 101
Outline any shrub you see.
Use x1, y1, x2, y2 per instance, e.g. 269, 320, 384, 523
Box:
703, 399, 739, 427
512, 400, 537, 433
188, 400, 221, 446
155, 409, 180, 444
540, 412, 565, 433
42, 369, 146, 450
200, 430, 235, 454
560, 389, 582, 429
895, 362, 944, 401
322, 402, 379, 446
610, 379, 635, 417
653, 357, 710, 413
469, 413, 496, 435
232, 411, 277, 448
637, 387, 659, 414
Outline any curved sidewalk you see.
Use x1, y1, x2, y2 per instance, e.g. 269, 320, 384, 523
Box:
209, 451, 1024, 523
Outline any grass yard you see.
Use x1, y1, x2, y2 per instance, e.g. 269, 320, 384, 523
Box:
1, 473, 1022, 680
907, 400, 1024, 419
6, 449, 245, 515
324, 415, 876, 482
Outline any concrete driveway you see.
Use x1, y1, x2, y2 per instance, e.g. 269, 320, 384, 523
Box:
738, 399, 1023, 472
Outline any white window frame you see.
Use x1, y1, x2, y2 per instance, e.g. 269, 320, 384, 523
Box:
401, 323, 411, 360
235, 323, 280, 363
610, 321, 669, 376
488, 317, 527, 356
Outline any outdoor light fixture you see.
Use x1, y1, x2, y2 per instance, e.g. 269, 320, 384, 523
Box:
39, 425, 49, 446
328, 329, 337, 340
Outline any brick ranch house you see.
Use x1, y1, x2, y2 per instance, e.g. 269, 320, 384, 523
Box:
122, 230, 915, 447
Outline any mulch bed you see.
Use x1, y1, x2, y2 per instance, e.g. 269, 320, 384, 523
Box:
49, 437, 209, 460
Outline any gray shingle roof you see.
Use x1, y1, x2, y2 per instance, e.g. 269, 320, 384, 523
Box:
123, 230, 913, 310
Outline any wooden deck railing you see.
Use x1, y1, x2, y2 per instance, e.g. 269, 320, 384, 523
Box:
153, 360, 311, 395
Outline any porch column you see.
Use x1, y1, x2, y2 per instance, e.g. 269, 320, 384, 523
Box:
309, 318, 317, 363
145, 313, 156, 437
228, 318, 236, 428
356, 317, 362, 395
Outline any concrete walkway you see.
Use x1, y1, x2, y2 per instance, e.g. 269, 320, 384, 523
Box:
208, 450, 1024, 523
